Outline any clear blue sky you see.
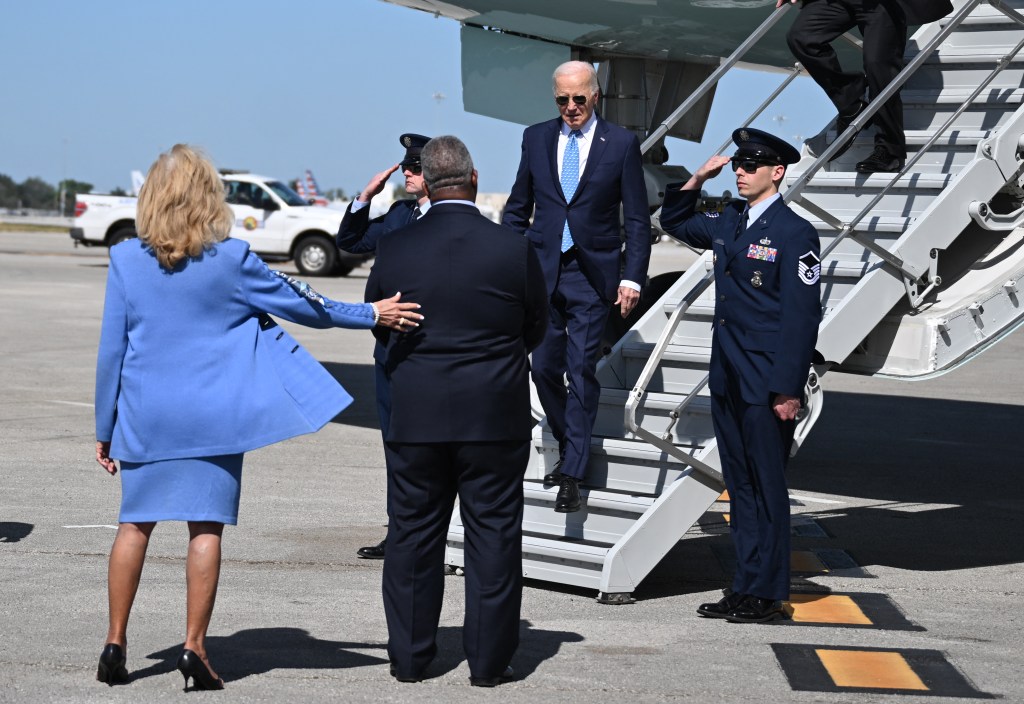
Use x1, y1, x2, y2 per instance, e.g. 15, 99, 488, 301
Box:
1, 0, 834, 197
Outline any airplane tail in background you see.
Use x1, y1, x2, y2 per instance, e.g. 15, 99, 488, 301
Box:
302, 170, 328, 206
130, 170, 145, 196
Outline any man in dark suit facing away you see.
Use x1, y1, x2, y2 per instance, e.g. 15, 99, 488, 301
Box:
502, 60, 651, 513
366, 135, 548, 686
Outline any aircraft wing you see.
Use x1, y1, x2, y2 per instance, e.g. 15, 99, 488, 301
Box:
379, 0, 812, 138
379, 0, 798, 68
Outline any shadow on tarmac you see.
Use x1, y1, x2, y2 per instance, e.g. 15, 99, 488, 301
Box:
134, 627, 388, 683
789, 390, 1024, 573
126, 621, 581, 684
0, 522, 34, 542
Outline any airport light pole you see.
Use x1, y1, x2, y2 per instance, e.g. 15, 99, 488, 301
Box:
58, 138, 68, 216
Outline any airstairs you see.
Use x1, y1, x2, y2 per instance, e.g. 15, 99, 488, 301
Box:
445, 0, 1024, 601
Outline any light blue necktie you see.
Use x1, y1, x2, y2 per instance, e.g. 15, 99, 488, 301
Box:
560, 130, 582, 253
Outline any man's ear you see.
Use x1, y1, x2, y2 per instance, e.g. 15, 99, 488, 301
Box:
422, 181, 431, 199
471, 170, 479, 189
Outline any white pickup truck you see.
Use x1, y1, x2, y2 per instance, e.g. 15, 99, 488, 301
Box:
69, 172, 368, 276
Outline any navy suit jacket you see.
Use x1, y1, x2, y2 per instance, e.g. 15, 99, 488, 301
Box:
365, 202, 549, 443
336, 198, 417, 255
660, 189, 821, 405
502, 116, 651, 301
96, 238, 375, 462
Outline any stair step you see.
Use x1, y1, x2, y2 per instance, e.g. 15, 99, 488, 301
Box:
621, 340, 710, 364
446, 524, 609, 589
521, 484, 654, 544
921, 45, 1024, 64
597, 387, 715, 446
799, 171, 952, 190
531, 431, 705, 494
903, 87, 1024, 105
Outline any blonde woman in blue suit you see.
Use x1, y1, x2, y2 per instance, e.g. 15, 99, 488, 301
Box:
93, 144, 422, 691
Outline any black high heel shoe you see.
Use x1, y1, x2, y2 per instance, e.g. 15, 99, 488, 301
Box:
96, 643, 129, 685
177, 649, 224, 691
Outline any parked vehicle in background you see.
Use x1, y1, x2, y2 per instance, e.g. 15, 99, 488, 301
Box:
70, 172, 367, 276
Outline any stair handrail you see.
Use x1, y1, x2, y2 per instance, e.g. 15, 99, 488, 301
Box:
788, 0, 1024, 304
784, 0, 985, 203
639, 3, 794, 156
627, 0, 1017, 468
624, 269, 723, 482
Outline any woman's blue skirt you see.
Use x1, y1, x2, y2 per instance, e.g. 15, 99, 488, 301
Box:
118, 454, 244, 525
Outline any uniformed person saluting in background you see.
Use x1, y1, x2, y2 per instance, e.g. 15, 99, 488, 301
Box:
337, 133, 432, 561
659, 128, 822, 623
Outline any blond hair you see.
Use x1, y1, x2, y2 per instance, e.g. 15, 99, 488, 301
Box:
136, 144, 233, 269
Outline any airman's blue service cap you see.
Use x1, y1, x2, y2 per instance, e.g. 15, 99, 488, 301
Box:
399, 133, 431, 167
731, 127, 801, 165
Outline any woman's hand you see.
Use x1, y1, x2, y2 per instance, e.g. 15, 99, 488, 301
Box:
96, 441, 118, 475
373, 292, 424, 331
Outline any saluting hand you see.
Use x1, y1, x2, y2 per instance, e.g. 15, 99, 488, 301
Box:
682, 155, 732, 190
356, 164, 401, 203
772, 394, 802, 421
373, 292, 424, 331
775, 0, 798, 8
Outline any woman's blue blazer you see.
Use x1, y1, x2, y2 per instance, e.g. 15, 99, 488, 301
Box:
95, 237, 374, 463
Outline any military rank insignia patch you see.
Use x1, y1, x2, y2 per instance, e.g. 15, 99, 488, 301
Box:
798, 251, 821, 285
747, 244, 777, 262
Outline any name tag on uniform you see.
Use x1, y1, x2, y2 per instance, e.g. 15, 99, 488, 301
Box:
747, 244, 777, 262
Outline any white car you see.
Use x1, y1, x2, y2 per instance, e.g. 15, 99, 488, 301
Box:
70, 172, 368, 277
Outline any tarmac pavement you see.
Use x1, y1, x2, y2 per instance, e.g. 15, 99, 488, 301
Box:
0, 230, 1020, 702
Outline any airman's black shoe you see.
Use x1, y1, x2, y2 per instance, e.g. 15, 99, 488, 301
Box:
697, 591, 747, 619
725, 596, 786, 623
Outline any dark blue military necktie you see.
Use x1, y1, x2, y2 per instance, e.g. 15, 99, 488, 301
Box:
412, 204, 422, 221
737, 206, 749, 237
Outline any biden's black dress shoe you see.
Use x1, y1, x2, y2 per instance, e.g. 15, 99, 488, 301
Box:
470, 665, 515, 687
389, 663, 424, 683
856, 146, 904, 173
725, 595, 786, 623
696, 591, 747, 619
543, 455, 565, 485
554, 476, 581, 513
357, 538, 386, 559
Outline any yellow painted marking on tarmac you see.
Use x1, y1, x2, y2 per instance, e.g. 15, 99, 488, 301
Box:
815, 649, 929, 691
723, 513, 730, 523
790, 550, 828, 573
786, 594, 872, 625
718, 490, 729, 501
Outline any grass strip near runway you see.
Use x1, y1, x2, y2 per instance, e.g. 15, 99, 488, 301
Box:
0, 222, 69, 233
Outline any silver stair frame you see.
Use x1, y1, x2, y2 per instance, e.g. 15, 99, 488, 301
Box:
445, 0, 1024, 600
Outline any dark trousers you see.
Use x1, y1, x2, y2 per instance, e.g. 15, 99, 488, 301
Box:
382, 439, 529, 679
788, 0, 909, 158
531, 252, 611, 480
711, 391, 796, 601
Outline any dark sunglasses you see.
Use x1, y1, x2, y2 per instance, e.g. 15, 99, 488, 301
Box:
555, 95, 589, 107
731, 158, 779, 173
401, 163, 422, 175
